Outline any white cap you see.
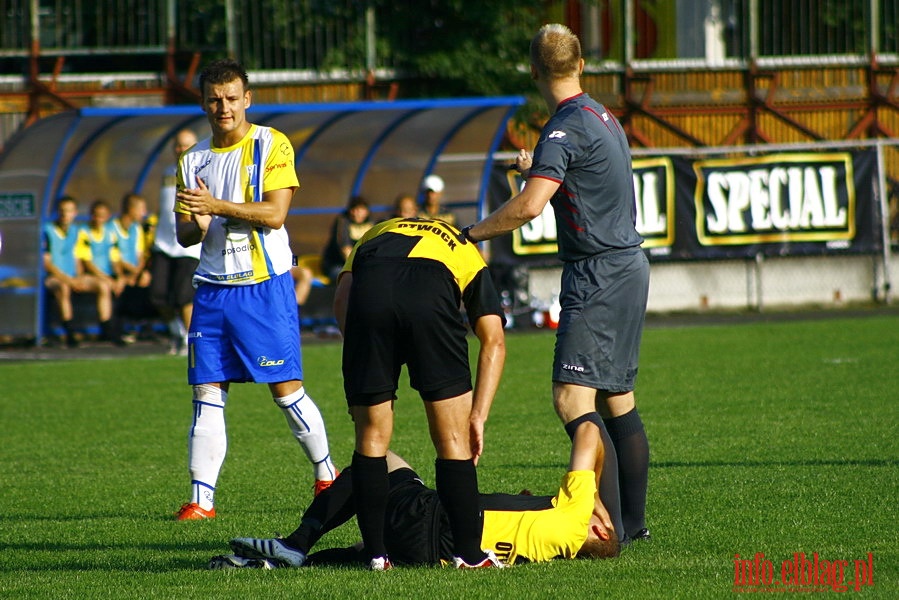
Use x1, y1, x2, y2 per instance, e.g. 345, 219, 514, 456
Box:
423, 174, 445, 193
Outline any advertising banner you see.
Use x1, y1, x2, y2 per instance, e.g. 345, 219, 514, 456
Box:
487, 149, 882, 264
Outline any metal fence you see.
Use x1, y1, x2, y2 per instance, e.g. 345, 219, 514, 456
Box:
586, 0, 899, 67
0, 0, 168, 54
0, 0, 412, 72
1, 1, 897, 72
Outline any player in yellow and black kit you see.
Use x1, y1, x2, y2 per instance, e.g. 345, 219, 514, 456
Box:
217, 444, 619, 568
333, 216, 507, 570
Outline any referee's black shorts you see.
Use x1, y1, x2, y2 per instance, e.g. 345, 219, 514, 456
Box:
342, 259, 473, 406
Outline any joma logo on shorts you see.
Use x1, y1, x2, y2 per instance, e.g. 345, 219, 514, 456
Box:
561, 363, 585, 372
257, 356, 285, 367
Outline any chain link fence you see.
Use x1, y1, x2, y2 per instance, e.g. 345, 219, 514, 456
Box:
2, 1, 898, 70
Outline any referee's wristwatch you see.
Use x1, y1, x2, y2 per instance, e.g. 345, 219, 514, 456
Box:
461, 224, 478, 244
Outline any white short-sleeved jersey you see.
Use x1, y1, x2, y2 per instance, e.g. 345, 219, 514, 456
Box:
154, 164, 201, 259
176, 124, 299, 286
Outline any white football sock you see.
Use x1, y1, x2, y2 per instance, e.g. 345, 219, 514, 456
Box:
273, 387, 337, 481
168, 318, 185, 338
188, 384, 228, 510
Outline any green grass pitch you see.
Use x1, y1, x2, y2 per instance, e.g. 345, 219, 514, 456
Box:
0, 313, 896, 598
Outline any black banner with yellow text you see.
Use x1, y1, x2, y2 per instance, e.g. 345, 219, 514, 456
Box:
486, 149, 881, 264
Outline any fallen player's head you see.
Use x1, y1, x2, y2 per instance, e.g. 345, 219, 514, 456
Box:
577, 514, 620, 559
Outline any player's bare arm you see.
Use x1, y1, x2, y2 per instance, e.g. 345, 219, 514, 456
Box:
176, 211, 206, 248
176, 178, 295, 230
469, 313, 506, 463
43, 254, 73, 286
585, 429, 614, 535
592, 499, 613, 540
467, 176, 558, 242
568, 418, 604, 473
566, 415, 613, 537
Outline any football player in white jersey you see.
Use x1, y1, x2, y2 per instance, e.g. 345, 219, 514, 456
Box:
172, 58, 337, 520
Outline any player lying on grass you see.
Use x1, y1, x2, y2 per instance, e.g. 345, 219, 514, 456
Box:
210, 433, 618, 569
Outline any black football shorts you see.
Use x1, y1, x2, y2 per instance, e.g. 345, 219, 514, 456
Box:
342, 259, 473, 406
383, 468, 454, 565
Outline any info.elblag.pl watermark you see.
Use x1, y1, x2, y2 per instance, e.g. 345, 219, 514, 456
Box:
733, 552, 874, 593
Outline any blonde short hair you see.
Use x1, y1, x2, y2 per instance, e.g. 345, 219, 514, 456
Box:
577, 527, 620, 560
530, 23, 582, 80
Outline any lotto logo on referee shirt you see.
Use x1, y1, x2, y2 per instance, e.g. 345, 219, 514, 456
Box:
257, 356, 285, 367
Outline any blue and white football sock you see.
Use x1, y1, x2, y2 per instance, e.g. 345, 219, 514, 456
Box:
273, 387, 337, 481
190, 480, 216, 510
188, 383, 228, 510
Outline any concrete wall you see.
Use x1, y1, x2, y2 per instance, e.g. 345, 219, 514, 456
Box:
526, 251, 897, 314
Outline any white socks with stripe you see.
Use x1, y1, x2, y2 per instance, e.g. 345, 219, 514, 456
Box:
188, 384, 228, 510
273, 387, 337, 482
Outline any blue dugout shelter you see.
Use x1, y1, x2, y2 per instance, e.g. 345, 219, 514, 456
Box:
0, 96, 524, 341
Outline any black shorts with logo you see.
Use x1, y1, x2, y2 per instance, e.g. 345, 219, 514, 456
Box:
342, 259, 473, 406
383, 468, 455, 565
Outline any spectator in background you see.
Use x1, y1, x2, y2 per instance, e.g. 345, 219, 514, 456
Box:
391, 193, 418, 219
78, 199, 128, 346
42, 196, 119, 348
112, 193, 150, 288
888, 177, 899, 245
419, 175, 456, 225
150, 128, 200, 356
320, 195, 374, 282
292, 264, 314, 307
112, 192, 155, 340
80, 199, 125, 297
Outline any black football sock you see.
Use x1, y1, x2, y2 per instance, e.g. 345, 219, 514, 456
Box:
435, 457, 485, 564
62, 320, 78, 347
351, 452, 389, 560
285, 467, 356, 553
604, 408, 649, 537
306, 546, 367, 566
596, 419, 625, 542
99, 319, 124, 345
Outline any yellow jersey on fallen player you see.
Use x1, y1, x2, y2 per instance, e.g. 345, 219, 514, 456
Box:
480, 470, 596, 564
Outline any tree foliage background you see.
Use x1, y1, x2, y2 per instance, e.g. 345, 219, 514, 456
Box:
378, 1, 542, 98
209, 0, 550, 99
218, 1, 562, 126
